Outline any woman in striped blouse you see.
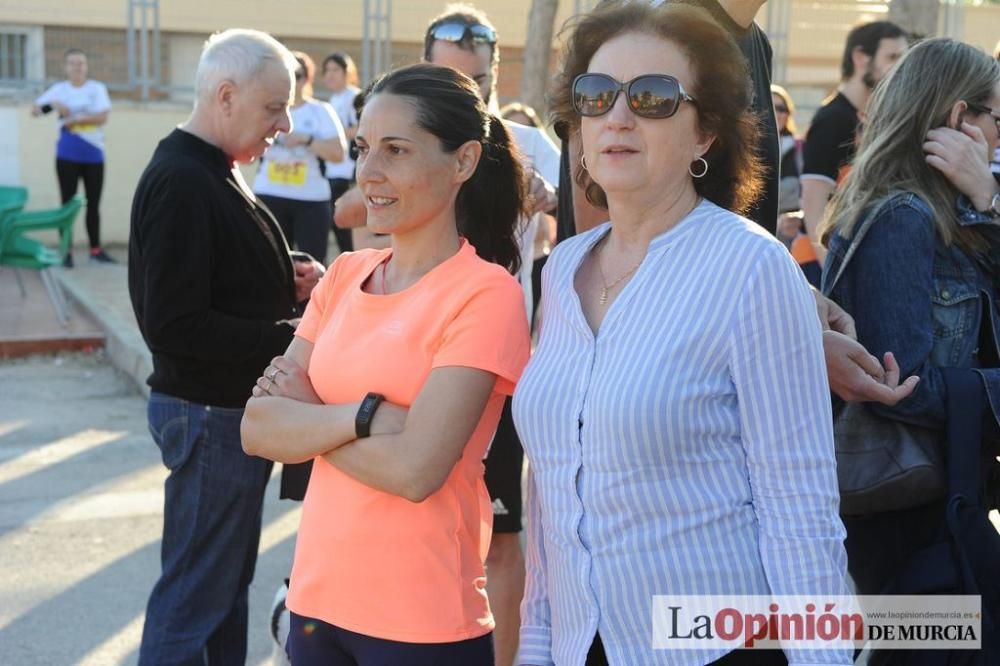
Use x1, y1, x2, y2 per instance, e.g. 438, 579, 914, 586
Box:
512, 4, 851, 665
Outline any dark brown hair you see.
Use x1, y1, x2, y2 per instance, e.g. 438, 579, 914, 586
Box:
322, 51, 359, 88
550, 2, 763, 215
367, 63, 526, 273
840, 20, 906, 80
292, 50, 316, 98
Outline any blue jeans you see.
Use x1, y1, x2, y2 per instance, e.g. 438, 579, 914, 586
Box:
139, 392, 273, 666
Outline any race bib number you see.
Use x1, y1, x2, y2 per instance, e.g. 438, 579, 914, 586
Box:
267, 161, 307, 187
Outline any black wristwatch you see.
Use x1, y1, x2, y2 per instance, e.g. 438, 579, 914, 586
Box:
355, 392, 385, 438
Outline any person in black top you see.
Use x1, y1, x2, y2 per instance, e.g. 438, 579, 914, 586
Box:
800, 20, 907, 244
128, 29, 324, 666
557, 0, 778, 239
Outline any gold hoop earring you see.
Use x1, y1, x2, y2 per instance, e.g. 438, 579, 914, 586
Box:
688, 156, 709, 179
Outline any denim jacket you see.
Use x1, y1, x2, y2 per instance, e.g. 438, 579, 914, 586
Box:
822, 191, 1000, 435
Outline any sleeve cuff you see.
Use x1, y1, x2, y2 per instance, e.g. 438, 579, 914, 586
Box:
517, 625, 554, 666
955, 194, 997, 226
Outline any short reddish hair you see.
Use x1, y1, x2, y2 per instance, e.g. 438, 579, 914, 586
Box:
550, 2, 764, 215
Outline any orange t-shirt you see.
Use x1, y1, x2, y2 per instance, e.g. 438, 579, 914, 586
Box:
286, 240, 530, 643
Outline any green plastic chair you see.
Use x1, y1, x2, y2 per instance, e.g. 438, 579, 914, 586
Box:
0, 185, 28, 231
0, 196, 83, 327
0, 185, 28, 211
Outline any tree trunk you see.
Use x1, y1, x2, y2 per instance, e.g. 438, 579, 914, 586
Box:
888, 0, 939, 38
519, 0, 560, 115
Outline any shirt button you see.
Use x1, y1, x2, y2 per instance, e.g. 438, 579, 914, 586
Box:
941, 290, 951, 299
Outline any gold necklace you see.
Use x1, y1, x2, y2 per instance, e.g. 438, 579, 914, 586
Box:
596, 248, 643, 305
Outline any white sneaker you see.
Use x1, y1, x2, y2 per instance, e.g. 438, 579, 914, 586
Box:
269, 581, 291, 666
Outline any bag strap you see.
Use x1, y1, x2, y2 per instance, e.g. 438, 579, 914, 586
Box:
941, 367, 986, 499
822, 195, 897, 296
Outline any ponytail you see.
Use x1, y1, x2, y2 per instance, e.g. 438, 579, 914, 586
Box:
456, 115, 526, 275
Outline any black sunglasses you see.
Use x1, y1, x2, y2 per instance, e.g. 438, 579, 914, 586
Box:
430, 21, 497, 46
967, 102, 1000, 131
774, 105, 789, 113
572, 73, 696, 119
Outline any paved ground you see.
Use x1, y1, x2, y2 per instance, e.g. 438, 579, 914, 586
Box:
0, 352, 300, 665
0, 267, 103, 357
52, 260, 153, 397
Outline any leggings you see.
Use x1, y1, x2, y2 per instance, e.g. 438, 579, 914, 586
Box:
329, 177, 353, 253
287, 612, 494, 665
585, 632, 788, 665
56, 159, 104, 249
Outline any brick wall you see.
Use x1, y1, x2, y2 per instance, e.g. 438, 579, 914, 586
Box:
38, 26, 551, 109
43, 26, 172, 100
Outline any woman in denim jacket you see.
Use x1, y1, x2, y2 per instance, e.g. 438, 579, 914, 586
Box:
819, 38, 1000, 598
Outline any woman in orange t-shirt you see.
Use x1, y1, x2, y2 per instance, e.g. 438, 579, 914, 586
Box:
240, 63, 531, 665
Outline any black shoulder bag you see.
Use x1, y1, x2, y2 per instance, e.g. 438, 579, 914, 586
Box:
823, 198, 946, 516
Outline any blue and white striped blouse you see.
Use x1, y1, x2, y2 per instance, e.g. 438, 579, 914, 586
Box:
512, 200, 851, 666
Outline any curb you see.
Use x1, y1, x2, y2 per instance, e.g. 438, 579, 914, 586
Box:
53, 270, 152, 398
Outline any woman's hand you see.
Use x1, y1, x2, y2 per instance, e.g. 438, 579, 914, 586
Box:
823, 331, 920, 405
283, 132, 312, 149
527, 169, 557, 215
253, 356, 322, 403
51, 101, 71, 118
368, 402, 408, 437
924, 122, 999, 212
811, 288, 856, 338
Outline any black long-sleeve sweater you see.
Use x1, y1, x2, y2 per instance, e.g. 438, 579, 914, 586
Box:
128, 129, 298, 407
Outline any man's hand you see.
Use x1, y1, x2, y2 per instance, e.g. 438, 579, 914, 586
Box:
924, 122, 999, 212
528, 170, 557, 216
824, 331, 919, 405
812, 288, 857, 339
252, 356, 322, 403
293, 258, 325, 303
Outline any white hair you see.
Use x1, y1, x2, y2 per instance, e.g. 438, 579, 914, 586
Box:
194, 28, 297, 102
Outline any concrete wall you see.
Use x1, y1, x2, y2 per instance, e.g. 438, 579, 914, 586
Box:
8, 102, 191, 247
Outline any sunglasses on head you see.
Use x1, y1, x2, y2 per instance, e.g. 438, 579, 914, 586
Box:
572, 73, 696, 119
430, 21, 497, 46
